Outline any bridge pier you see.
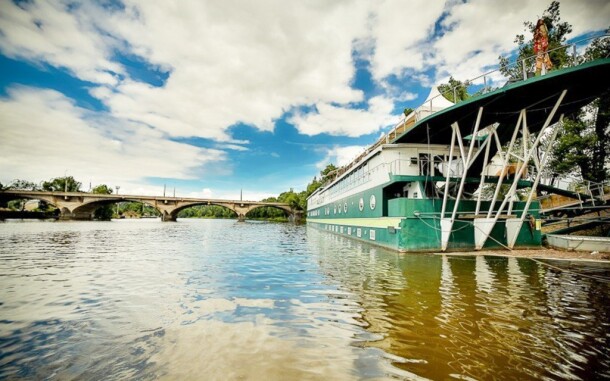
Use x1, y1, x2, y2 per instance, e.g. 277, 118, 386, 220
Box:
58, 209, 94, 221
161, 212, 177, 222
289, 211, 304, 224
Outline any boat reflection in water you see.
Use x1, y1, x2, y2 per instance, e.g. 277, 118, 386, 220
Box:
307, 227, 610, 380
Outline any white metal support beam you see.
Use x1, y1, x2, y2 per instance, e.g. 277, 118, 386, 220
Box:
508, 112, 529, 216
475, 129, 495, 215
474, 110, 526, 250
476, 90, 567, 250
441, 107, 484, 251
506, 115, 564, 248
440, 125, 457, 219
486, 110, 525, 219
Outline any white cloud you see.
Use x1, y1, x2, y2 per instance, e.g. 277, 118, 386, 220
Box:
0, 86, 226, 188
2, 0, 605, 144
432, 0, 610, 82
317, 145, 367, 169
368, 0, 445, 80
560, 0, 610, 37
98, 0, 371, 139
290, 96, 400, 137
395, 91, 418, 102
0, 0, 374, 141
0, 1, 122, 85
217, 144, 249, 152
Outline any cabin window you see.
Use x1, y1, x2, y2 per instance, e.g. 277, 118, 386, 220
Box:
410, 157, 417, 165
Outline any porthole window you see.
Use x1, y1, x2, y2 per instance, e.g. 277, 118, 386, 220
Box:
370, 195, 376, 210
343, 202, 347, 213
359, 198, 364, 212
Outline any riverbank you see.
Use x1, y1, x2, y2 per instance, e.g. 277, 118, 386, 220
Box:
440, 247, 610, 261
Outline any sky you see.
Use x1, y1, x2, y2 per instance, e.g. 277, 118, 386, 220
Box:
1, 0, 609, 201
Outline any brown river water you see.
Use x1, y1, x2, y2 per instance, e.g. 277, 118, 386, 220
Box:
0, 219, 608, 380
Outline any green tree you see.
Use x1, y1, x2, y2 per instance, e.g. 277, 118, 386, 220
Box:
7, 179, 39, 190
284, 192, 301, 210
306, 176, 322, 196
580, 32, 610, 182
42, 176, 82, 192
3, 179, 42, 210
498, 1, 572, 80
438, 77, 470, 103
91, 184, 114, 221
403, 107, 414, 117
320, 164, 337, 184
547, 30, 610, 182
245, 162, 365, 222
177, 204, 236, 219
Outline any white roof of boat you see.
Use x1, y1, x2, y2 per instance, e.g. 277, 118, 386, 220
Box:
421, 86, 454, 110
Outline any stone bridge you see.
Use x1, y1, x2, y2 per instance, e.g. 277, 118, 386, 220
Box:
0, 190, 303, 222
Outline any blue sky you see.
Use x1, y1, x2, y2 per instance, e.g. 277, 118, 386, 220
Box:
1, 0, 608, 200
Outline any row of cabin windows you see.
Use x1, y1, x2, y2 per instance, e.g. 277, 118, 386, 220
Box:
327, 164, 370, 198
311, 153, 459, 211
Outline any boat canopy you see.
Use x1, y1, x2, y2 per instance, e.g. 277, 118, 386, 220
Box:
395, 58, 610, 147
422, 86, 455, 110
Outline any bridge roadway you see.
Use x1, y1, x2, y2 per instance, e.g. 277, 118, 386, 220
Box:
0, 190, 302, 222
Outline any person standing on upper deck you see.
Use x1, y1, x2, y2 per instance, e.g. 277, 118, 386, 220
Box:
534, 18, 553, 76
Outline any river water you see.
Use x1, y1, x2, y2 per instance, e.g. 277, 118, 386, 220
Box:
0, 219, 608, 380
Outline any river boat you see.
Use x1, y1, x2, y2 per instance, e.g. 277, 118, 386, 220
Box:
306, 58, 610, 252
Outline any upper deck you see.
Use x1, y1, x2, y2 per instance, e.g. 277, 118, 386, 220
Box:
312, 57, 610, 197
393, 58, 610, 146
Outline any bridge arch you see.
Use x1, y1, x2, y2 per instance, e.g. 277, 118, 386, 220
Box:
0, 193, 61, 211
245, 204, 294, 220
71, 198, 162, 220
167, 202, 238, 221
166, 202, 299, 222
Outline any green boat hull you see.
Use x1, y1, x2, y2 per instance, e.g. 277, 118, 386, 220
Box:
308, 196, 541, 252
